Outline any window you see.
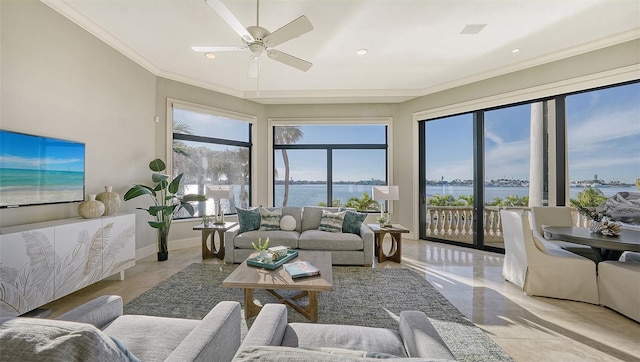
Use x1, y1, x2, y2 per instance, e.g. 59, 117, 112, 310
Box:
566, 82, 640, 201
170, 102, 253, 219
273, 123, 388, 210
421, 113, 474, 244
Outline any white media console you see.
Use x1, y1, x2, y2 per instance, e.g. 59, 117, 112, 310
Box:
0, 214, 135, 317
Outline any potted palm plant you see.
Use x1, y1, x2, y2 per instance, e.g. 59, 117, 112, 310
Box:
124, 159, 205, 261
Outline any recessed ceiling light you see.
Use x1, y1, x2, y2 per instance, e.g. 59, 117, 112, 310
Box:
356, 49, 368, 56
204, 52, 216, 59
511, 48, 520, 54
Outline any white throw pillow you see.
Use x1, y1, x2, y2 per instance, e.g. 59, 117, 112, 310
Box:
259, 208, 282, 231
280, 215, 296, 231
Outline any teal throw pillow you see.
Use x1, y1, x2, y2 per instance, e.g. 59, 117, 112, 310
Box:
259, 208, 282, 231
342, 210, 367, 235
237, 207, 261, 234
318, 210, 346, 233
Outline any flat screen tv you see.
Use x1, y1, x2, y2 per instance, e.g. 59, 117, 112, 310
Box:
0, 130, 85, 208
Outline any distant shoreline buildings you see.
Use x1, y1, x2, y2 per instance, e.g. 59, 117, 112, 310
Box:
274, 177, 635, 188
424, 177, 635, 188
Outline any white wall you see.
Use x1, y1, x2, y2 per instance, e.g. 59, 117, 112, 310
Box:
0, 0, 157, 253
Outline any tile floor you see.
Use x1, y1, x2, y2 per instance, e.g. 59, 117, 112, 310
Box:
44, 239, 640, 362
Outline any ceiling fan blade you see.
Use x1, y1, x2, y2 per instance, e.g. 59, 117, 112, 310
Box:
263, 15, 313, 48
205, 0, 255, 43
191, 46, 247, 52
267, 50, 312, 72
248, 56, 259, 78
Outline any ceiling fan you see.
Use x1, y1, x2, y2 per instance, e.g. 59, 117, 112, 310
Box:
193, 0, 313, 78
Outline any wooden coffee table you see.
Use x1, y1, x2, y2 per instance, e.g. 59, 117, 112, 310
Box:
222, 250, 333, 322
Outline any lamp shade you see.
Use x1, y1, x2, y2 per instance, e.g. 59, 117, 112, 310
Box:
372, 185, 399, 201
205, 185, 231, 200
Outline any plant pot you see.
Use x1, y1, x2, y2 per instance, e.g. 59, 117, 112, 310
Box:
157, 251, 169, 261
157, 229, 169, 261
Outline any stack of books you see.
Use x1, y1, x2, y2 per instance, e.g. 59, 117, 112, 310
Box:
283, 260, 320, 278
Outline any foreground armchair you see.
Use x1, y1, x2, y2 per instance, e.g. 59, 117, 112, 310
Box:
0, 295, 241, 362
233, 303, 455, 361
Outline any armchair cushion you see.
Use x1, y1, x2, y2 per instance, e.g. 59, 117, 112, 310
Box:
239, 304, 455, 360
233, 345, 455, 361
281, 323, 408, 357
0, 317, 135, 362
399, 311, 453, 359
54, 296, 241, 362
103, 315, 198, 361
56, 294, 124, 329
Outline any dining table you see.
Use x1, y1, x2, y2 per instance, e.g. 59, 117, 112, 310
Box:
543, 226, 640, 262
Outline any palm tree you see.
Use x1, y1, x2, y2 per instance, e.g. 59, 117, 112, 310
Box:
344, 192, 380, 212
172, 120, 193, 158
274, 126, 303, 206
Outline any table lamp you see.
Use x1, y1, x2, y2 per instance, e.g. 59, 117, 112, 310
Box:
372, 185, 399, 227
205, 185, 231, 224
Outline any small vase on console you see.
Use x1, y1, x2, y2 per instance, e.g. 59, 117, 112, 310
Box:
96, 186, 121, 215
78, 194, 105, 219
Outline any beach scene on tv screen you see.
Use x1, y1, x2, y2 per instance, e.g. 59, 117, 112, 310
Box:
0, 130, 85, 207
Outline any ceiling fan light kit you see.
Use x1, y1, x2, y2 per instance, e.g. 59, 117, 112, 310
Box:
197, 0, 314, 78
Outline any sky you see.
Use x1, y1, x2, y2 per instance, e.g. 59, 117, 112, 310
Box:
273, 125, 387, 182
0, 130, 85, 172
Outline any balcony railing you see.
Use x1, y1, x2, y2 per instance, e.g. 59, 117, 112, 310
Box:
424, 206, 591, 247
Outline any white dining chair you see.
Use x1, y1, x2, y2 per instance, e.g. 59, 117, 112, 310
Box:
530, 206, 598, 262
598, 261, 640, 322
500, 209, 599, 304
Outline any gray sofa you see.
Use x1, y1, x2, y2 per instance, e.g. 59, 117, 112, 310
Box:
0, 295, 241, 362
233, 303, 456, 361
225, 206, 374, 266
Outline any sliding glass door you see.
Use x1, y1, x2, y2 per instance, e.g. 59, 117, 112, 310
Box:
420, 114, 476, 246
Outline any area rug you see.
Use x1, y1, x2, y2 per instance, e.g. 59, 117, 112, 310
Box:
125, 264, 512, 361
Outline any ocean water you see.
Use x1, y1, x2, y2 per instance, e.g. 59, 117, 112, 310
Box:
273, 184, 637, 207
0, 168, 84, 191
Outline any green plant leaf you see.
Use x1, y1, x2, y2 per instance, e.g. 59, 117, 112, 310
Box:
168, 174, 183, 194
183, 194, 206, 202
152, 173, 169, 184
123, 185, 155, 200
148, 221, 167, 229
164, 205, 177, 216
181, 202, 195, 216
154, 180, 168, 192
148, 205, 168, 216
149, 159, 166, 172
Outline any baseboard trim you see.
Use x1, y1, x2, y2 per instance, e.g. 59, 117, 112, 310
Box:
135, 237, 200, 260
